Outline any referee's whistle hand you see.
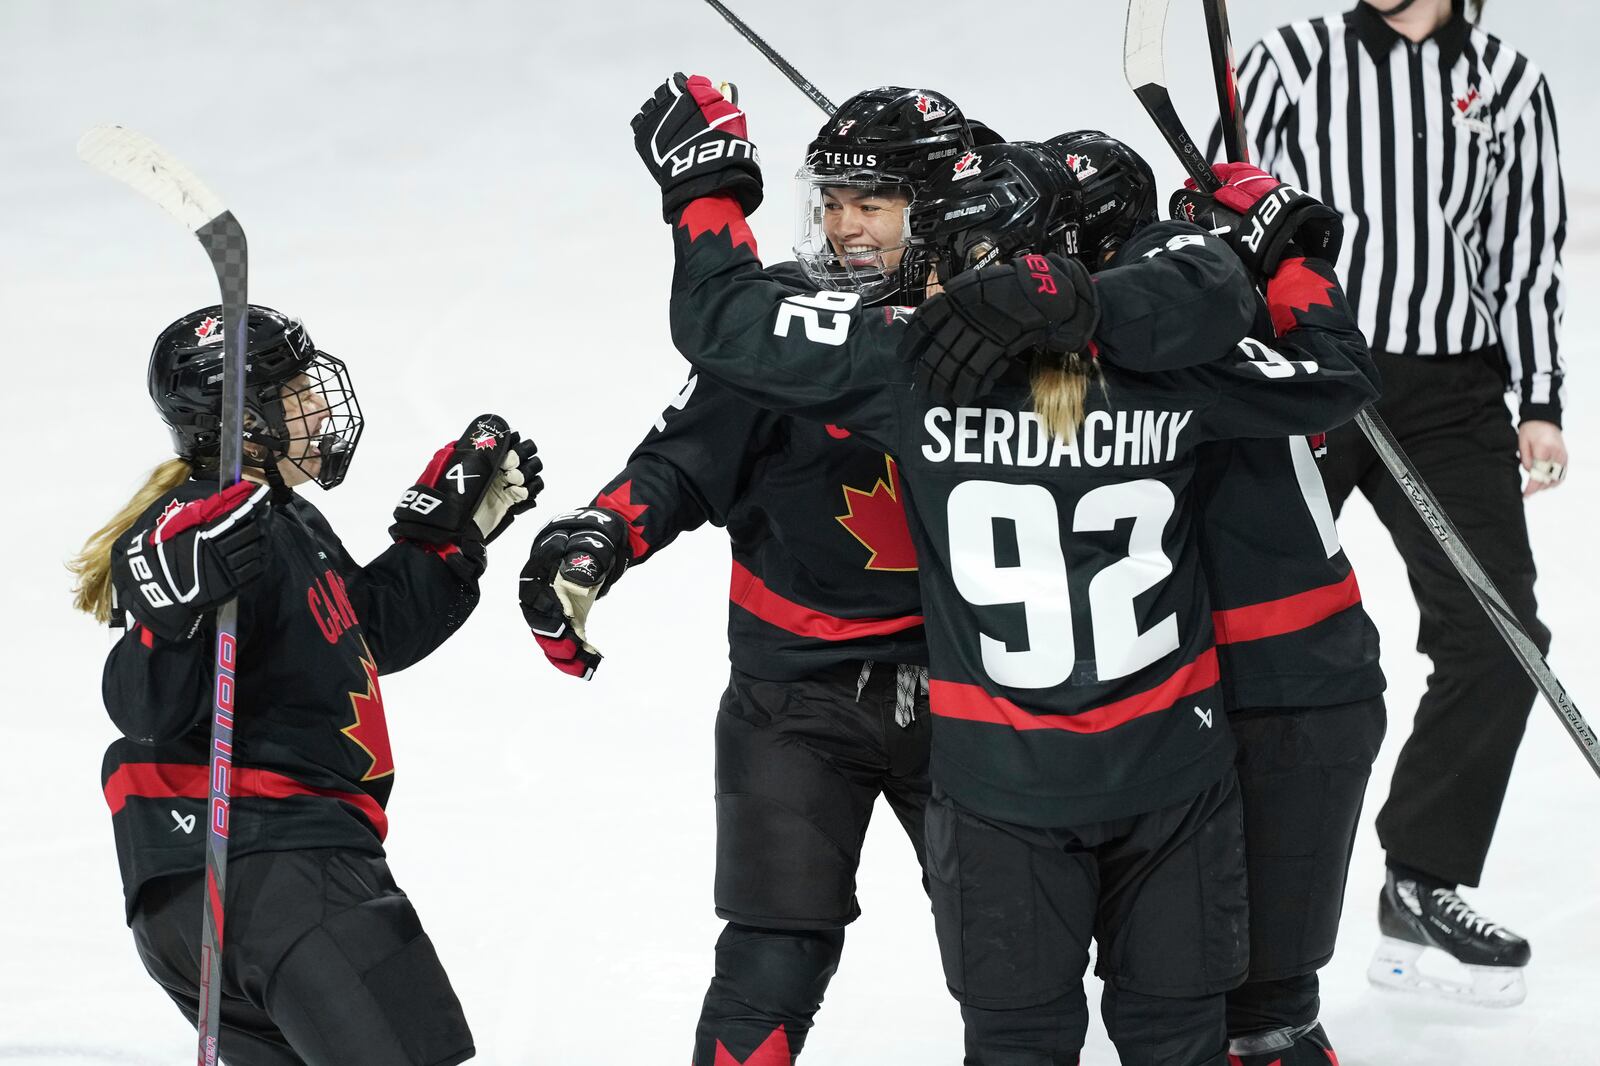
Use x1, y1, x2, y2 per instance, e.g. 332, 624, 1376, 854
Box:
1519, 420, 1569, 498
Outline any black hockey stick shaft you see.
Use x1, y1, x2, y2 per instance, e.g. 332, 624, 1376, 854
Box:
1186, 0, 1599, 777
700, 0, 837, 115
196, 211, 249, 1064
76, 127, 251, 1061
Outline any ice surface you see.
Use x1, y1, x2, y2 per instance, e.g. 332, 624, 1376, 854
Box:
2, 2, 1596, 1062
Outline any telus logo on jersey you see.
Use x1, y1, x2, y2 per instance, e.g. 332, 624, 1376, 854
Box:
921, 406, 1195, 468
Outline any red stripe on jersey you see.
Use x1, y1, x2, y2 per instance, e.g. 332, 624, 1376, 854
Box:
729, 560, 924, 641
930, 648, 1221, 733
1211, 570, 1362, 646
103, 762, 389, 841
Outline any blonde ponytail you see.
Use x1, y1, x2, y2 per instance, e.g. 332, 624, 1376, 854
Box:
69, 459, 194, 622
1029, 353, 1102, 443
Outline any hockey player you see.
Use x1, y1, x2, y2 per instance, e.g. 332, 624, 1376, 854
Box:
69, 306, 541, 1066
928, 131, 1389, 1066
520, 85, 975, 1064
631, 74, 1379, 1066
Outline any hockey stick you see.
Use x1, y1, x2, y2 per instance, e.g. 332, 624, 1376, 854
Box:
1123, 0, 1599, 777
77, 126, 251, 1063
699, 0, 836, 114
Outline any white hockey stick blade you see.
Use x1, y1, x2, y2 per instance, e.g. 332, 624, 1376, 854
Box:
76, 125, 226, 233
1124, 0, 1172, 90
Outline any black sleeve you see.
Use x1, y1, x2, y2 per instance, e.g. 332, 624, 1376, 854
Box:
101, 622, 212, 745
341, 538, 483, 675
1090, 221, 1260, 372
666, 196, 909, 449
1187, 256, 1381, 440
590, 372, 776, 566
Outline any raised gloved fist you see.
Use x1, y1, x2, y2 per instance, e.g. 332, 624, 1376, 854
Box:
519, 507, 631, 679
907, 252, 1099, 406
1170, 162, 1343, 277
112, 480, 273, 642
632, 72, 762, 223
390, 415, 541, 547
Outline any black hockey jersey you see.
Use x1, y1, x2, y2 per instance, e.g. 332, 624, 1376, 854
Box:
1109, 258, 1388, 710
593, 261, 925, 682
661, 198, 1380, 826
101, 479, 481, 917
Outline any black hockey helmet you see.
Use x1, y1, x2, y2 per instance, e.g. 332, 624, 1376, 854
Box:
148, 305, 364, 489
794, 86, 978, 303
1043, 130, 1157, 267
902, 141, 1084, 296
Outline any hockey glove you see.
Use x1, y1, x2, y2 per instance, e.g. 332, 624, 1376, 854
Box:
633, 72, 762, 223
390, 415, 542, 547
907, 253, 1099, 407
519, 507, 631, 679
1170, 162, 1343, 278
111, 480, 272, 642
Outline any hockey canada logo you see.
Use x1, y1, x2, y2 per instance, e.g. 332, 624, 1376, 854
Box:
1062, 153, 1099, 180
194, 316, 224, 345
563, 552, 601, 582
952, 151, 982, 180
1452, 85, 1491, 136
469, 423, 500, 450
914, 93, 948, 122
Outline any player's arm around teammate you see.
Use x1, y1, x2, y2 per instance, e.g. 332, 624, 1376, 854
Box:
71, 306, 539, 1066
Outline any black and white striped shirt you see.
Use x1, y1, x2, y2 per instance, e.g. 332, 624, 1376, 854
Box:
1213, 3, 1568, 424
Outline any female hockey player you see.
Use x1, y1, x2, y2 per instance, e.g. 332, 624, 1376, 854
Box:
928, 131, 1389, 1066
69, 305, 541, 1066
629, 75, 1378, 1065
520, 85, 979, 1065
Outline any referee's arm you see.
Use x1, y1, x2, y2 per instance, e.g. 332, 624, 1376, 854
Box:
1483, 75, 1568, 427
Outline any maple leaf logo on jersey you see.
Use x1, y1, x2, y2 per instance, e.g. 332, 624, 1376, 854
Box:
194, 316, 223, 345
713, 1025, 791, 1066
1454, 87, 1482, 117
837, 455, 918, 572
342, 638, 394, 781
952, 151, 982, 180
593, 479, 651, 560
678, 196, 759, 257
1266, 257, 1340, 336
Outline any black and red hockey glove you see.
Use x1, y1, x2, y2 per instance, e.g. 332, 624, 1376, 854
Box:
907, 252, 1099, 407
632, 72, 763, 223
1170, 162, 1343, 278
519, 507, 631, 679
111, 480, 272, 642
390, 414, 542, 547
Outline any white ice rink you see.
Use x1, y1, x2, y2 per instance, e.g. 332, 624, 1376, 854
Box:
3, 1, 1597, 1061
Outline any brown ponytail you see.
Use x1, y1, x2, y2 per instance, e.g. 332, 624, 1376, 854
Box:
1029, 352, 1102, 443
69, 459, 194, 622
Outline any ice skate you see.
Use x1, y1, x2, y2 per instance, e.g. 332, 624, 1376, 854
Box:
1367, 870, 1530, 1007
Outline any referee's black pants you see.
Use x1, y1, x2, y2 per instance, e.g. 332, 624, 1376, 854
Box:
1318, 348, 1550, 888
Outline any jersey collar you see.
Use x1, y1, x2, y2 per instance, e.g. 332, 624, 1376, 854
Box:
1350, 2, 1471, 66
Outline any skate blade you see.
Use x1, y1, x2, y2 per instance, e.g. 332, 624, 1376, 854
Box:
1367, 936, 1527, 1008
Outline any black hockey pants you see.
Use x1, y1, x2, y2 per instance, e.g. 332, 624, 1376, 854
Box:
692, 663, 932, 1065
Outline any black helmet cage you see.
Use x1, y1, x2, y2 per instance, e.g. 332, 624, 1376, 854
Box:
1043, 130, 1157, 266
902, 142, 1085, 300
794, 87, 976, 303
148, 305, 364, 489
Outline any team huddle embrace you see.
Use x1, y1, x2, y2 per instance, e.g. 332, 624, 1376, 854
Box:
75, 1, 1570, 1059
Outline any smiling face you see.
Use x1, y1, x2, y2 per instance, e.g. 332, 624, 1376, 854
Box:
275, 373, 330, 486
821, 185, 912, 272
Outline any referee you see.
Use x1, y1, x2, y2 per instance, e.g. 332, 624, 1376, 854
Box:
1219, 0, 1565, 1007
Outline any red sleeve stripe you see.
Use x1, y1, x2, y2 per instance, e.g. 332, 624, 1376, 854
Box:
1211, 570, 1362, 646
729, 560, 923, 641
930, 647, 1220, 734
103, 762, 388, 841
